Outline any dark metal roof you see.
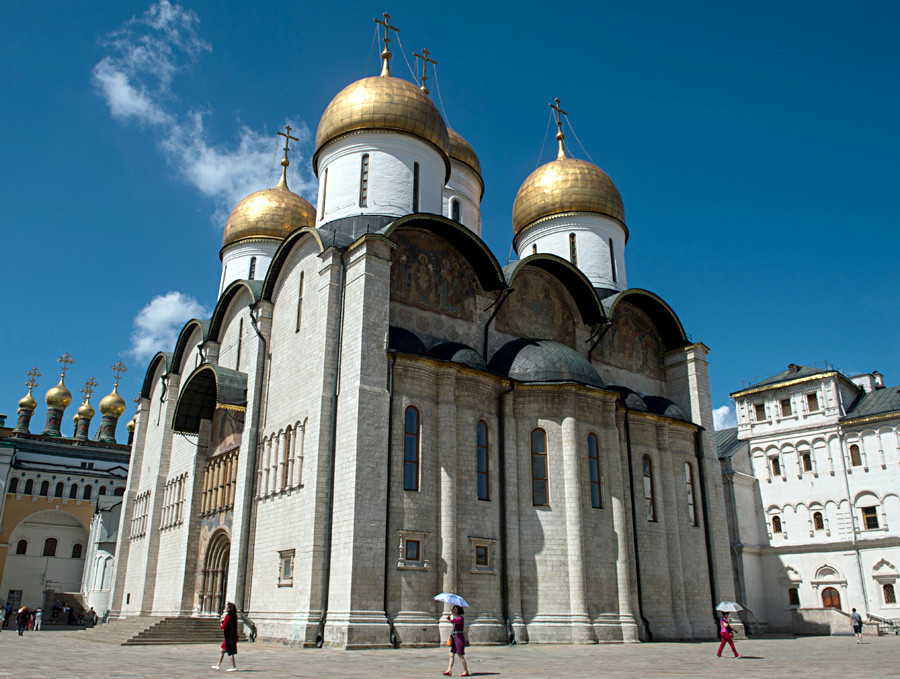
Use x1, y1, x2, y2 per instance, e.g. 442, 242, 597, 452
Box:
738, 363, 832, 392
489, 339, 604, 388
428, 342, 488, 371
842, 387, 900, 423
388, 326, 426, 356
2, 433, 131, 460
606, 385, 649, 412
715, 427, 744, 460
172, 364, 248, 434
642, 395, 688, 421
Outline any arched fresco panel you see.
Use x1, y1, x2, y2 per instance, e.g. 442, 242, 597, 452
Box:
597, 301, 664, 379
390, 229, 477, 321
495, 268, 576, 347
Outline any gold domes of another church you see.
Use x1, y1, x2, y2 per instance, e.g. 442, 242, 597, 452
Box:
46, 380, 72, 409
19, 390, 37, 412
77, 401, 95, 420
99, 386, 126, 418
222, 182, 317, 251
313, 75, 451, 174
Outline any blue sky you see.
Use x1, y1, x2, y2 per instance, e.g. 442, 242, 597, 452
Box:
2, 0, 898, 433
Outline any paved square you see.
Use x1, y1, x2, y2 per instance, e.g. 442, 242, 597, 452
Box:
0, 631, 897, 678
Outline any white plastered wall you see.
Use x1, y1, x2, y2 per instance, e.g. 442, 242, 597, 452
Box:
219, 240, 280, 297
442, 161, 482, 236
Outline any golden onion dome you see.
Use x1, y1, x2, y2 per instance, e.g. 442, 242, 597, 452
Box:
46, 380, 72, 409
77, 400, 95, 420
313, 75, 451, 180
99, 386, 126, 418
221, 179, 316, 252
448, 129, 482, 177
18, 390, 37, 412
127, 416, 136, 433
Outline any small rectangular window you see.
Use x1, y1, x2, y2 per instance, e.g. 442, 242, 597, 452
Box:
788, 587, 800, 606
862, 506, 879, 530
475, 545, 488, 566
807, 392, 819, 412
359, 154, 369, 207
569, 233, 577, 265
781, 399, 792, 416
754, 403, 766, 421
884, 583, 896, 604
405, 539, 420, 561
278, 549, 295, 586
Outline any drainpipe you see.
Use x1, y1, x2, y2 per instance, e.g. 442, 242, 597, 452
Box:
317, 249, 347, 647
497, 381, 515, 643
622, 402, 652, 641
237, 302, 268, 641
482, 289, 512, 359
383, 352, 399, 647
693, 428, 718, 623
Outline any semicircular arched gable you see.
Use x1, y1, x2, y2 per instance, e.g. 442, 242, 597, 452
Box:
262, 227, 347, 302
495, 265, 580, 348
209, 280, 263, 343
504, 254, 604, 325
141, 352, 173, 398
171, 320, 210, 376
595, 300, 666, 380
602, 288, 688, 352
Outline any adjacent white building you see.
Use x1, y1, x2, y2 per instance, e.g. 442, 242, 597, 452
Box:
718, 363, 900, 632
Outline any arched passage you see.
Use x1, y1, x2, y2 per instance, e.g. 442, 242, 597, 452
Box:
200, 531, 231, 615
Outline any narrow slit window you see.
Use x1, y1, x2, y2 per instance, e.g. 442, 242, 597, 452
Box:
55, 482, 64, 498
608, 238, 617, 282
9, 477, 18, 494
802, 453, 813, 472
772, 516, 782, 533
531, 429, 548, 506
451, 198, 460, 222
532, 244, 537, 255
404, 406, 419, 491
643, 455, 656, 521
295, 271, 304, 333
813, 511, 824, 531
685, 462, 697, 525
24, 479, 33, 495
569, 233, 578, 265
248, 256, 256, 280
476, 420, 489, 501
412, 162, 420, 212
40, 481, 49, 497
236, 318, 243, 370
83, 484, 92, 500
359, 154, 369, 207
69, 484, 78, 499
588, 433, 601, 508
321, 168, 328, 217
770, 456, 781, 477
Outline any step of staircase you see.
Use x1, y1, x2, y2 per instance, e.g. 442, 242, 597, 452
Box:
82, 615, 247, 646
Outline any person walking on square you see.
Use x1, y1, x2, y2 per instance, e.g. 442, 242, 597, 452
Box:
212, 602, 238, 672
16, 607, 28, 636
850, 608, 863, 643
442, 605, 471, 677
3, 602, 12, 627
716, 612, 741, 659
34, 609, 42, 631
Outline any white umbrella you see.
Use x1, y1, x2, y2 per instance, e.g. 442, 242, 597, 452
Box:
716, 601, 743, 612
434, 592, 470, 608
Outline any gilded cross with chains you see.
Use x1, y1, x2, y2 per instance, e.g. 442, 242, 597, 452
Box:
81, 376, 98, 402
549, 97, 568, 158
413, 48, 437, 94
57, 353, 74, 378
374, 12, 400, 53
276, 125, 299, 163
111, 361, 128, 387
25, 366, 41, 391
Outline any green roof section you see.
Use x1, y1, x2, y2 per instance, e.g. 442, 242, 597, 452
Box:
842, 387, 900, 422
715, 427, 744, 460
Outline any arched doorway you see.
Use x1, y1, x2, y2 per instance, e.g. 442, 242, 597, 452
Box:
200, 531, 230, 615
821, 586, 841, 609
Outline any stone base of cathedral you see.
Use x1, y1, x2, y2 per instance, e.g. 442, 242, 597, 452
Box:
322, 609, 395, 649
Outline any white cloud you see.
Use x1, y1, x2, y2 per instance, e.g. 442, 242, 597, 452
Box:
129, 291, 209, 362
713, 404, 737, 430
93, 1, 316, 222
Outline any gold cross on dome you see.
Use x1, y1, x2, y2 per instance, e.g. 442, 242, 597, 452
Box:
374, 12, 399, 52
111, 361, 128, 387
25, 366, 41, 391
413, 48, 437, 94
549, 97, 568, 158
81, 376, 98, 402
277, 125, 299, 162
57, 353, 74, 378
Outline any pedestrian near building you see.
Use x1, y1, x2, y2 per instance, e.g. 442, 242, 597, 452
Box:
16, 607, 28, 636
442, 605, 471, 677
3, 602, 12, 627
850, 608, 863, 644
34, 609, 42, 631
716, 613, 742, 659
212, 602, 238, 672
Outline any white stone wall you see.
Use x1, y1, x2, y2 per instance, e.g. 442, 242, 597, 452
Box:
442, 161, 482, 236
219, 240, 280, 297
515, 214, 627, 291
316, 132, 445, 223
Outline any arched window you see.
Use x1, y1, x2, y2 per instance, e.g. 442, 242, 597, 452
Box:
8, 477, 18, 494
24, 479, 33, 495
850, 444, 862, 467
451, 198, 460, 222
69, 484, 78, 499
359, 154, 369, 207
412, 162, 420, 212
43, 538, 57, 557
801, 453, 813, 472
884, 583, 896, 605
569, 233, 577, 265
99, 486, 107, 495
83, 485, 92, 500
72, 543, 83, 559
788, 587, 800, 606
685, 462, 697, 525
770, 456, 781, 477
772, 516, 782, 533
248, 256, 257, 280
531, 429, 548, 506
114, 487, 125, 497
608, 238, 617, 282
39, 481, 49, 497
642, 455, 656, 521
821, 586, 841, 609
588, 433, 601, 508
16, 539, 27, 555
813, 511, 824, 531
295, 271, 304, 333
476, 420, 489, 501
403, 406, 419, 491
55, 482, 64, 498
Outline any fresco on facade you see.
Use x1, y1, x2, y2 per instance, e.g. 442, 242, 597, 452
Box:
210, 407, 244, 457
390, 230, 477, 321
495, 269, 575, 346
598, 302, 664, 379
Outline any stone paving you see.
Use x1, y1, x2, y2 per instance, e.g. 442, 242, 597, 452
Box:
0, 630, 898, 678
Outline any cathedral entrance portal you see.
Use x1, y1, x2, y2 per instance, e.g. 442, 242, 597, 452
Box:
200, 531, 230, 614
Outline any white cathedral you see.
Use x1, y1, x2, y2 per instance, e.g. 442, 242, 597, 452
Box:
110, 17, 737, 648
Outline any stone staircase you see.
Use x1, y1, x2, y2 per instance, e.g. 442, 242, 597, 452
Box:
82, 616, 246, 645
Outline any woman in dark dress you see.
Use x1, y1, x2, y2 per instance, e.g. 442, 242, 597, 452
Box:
212, 602, 238, 671
442, 605, 470, 677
